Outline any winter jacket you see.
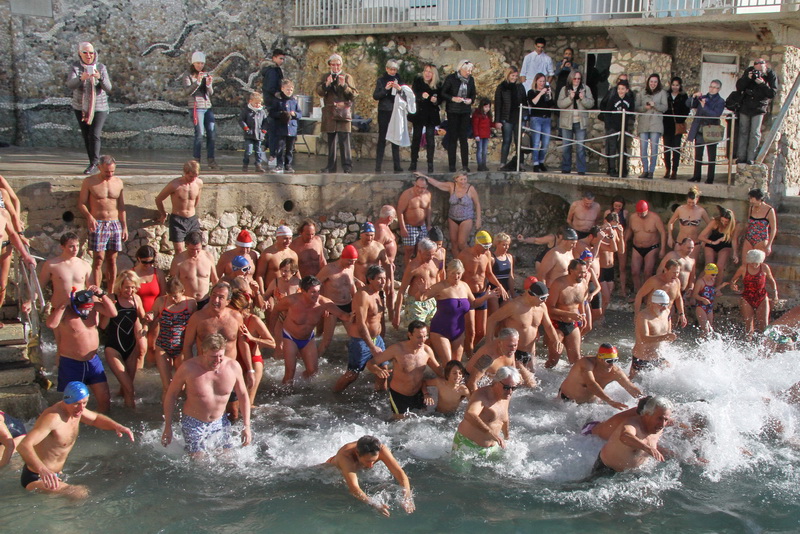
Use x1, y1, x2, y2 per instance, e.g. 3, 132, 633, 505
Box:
409, 76, 441, 125
471, 109, 493, 139
527, 86, 556, 118
240, 104, 267, 141
494, 80, 527, 123
557, 84, 595, 130
635, 89, 668, 134
373, 72, 403, 112
315, 71, 358, 133
66, 61, 112, 112
687, 92, 725, 142
269, 93, 302, 138
735, 67, 778, 116
602, 91, 635, 132
440, 73, 477, 115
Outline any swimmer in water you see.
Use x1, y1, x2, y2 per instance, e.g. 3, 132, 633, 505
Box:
325, 435, 415, 517
424, 360, 470, 414
17, 381, 134, 498
0, 410, 27, 468
557, 343, 642, 409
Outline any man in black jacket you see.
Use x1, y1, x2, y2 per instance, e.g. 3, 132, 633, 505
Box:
261, 49, 286, 164
735, 58, 778, 165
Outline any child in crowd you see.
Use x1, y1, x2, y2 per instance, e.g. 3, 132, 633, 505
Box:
149, 277, 197, 402
424, 360, 469, 415
428, 226, 447, 282
264, 257, 301, 352
471, 97, 493, 172
269, 79, 302, 174
692, 263, 728, 334
239, 92, 267, 173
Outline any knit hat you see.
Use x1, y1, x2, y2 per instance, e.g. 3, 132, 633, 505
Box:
235, 230, 254, 248
191, 51, 206, 64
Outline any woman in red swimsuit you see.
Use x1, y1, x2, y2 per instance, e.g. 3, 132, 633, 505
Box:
730, 248, 778, 340
133, 245, 166, 367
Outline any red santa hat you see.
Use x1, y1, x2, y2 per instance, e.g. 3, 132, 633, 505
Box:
236, 230, 254, 248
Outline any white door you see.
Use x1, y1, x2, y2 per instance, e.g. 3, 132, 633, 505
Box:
701, 60, 739, 99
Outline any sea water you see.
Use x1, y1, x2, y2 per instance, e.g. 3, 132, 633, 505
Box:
2, 311, 800, 533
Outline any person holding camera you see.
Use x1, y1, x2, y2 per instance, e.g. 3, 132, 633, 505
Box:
735, 58, 778, 165
688, 80, 725, 184
554, 48, 581, 103
557, 70, 594, 175
635, 73, 668, 179
316, 54, 358, 173
66, 42, 112, 175
184, 51, 219, 170
528, 73, 556, 172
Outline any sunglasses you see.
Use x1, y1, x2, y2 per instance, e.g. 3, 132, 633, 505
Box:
502, 385, 518, 391
139, 259, 155, 265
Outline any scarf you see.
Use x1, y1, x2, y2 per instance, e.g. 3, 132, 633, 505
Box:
457, 73, 470, 99
248, 103, 263, 112
80, 58, 98, 125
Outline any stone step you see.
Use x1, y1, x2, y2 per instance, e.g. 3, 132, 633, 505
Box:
0, 322, 26, 346
770, 261, 800, 282
0, 384, 46, 419
0, 361, 35, 388
776, 213, 800, 232
773, 232, 800, 247
769, 245, 798, 265
779, 196, 800, 213
0, 344, 28, 364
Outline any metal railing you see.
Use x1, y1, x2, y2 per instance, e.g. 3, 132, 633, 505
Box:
293, 0, 793, 29
15, 251, 45, 343
515, 106, 738, 184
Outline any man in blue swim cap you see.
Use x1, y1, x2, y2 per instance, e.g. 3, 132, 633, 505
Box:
17, 381, 133, 497
353, 221, 389, 286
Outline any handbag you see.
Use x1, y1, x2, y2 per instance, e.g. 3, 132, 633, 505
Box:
333, 102, 352, 122
674, 122, 687, 135
725, 90, 743, 112
701, 124, 724, 143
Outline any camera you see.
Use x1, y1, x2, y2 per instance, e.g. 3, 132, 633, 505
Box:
544, 82, 550, 88
752, 70, 762, 79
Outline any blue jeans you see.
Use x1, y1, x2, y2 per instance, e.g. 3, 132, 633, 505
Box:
192, 108, 216, 160
561, 123, 586, 173
476, 138, 489, 166
531, 116, 552, 165
500, 120, 519, 164
243, 139, 264, 165
639, 132, 661, 173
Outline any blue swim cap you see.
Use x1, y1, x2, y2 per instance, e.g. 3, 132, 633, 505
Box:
361, 222, 375, 234
63, 381, 89, 404
231, 255, 249, 271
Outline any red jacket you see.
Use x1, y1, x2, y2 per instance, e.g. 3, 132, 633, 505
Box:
471, 109, 492, 139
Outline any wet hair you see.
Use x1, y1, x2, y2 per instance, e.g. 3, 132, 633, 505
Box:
185, 231, 203, 246
448, 259, 464, 275
365, 264, 385, 281
183, 160, 200, 175
166, 276, 184, 295
444, 360, 466, 380
568, 258, 587, 271
211, 281, 232, 300
279, 258, 299, 273
641, 395, 674, 415
417, 238, 436, 252
582, 191, 595, 200
297, 218, 317, 234
670, 76, 683, 92
272, 48, 286, 58
494, 232, 511, 243
136, 245, 157, 259
746, 249, 766, 264
748, 188, 765, 201
679, 237, 695, 247
497, 327, 519, 340
356, 435, 382, 456
408, 319, 428, 334
428, 226, 444, 242
645, 73, 663, 95
421, 63, 440, 88
379, 205, 396, 219
300, 275, 321, 291
636, 395, 653, 414
494, 365, 521, 384
112, 270, 141, 294
687, 186, 701, 200
665, 258, 680, 270
229, 289, 250, 311
200, 333, 226, 354
60, 232, 79, 246
589, 225, 602, 237
605, 212, 619, 224
98, 155, 116, 167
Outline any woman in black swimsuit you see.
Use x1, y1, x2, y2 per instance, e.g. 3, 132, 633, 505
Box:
698, 206, 738, 286
666, 186, 710, 259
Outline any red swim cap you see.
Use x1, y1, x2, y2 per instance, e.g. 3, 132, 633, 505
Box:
341, 244, 359, 259
636, 200, 649, 213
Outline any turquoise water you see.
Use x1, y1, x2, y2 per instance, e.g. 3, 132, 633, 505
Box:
2, 311, 800, 533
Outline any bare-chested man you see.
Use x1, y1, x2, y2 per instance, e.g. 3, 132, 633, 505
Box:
170, 231, 218, 308
18, 381, 133, 498
46, 284, 117, 413
591, 396, 673, 477
78, 155, 127, 288
334, 265, 388, 392
39, 232, 91, 306
374, 205, 398, 322
273, 276, 351, 385
557, 343, 642, 409
317, 244, 359, 358
630, 290, 677, 378
256, 225, 298, 296
625, 200, 666, 297
485, 279, 560, 359
397, 175, 431, 264
634, 258, 687, 328
567, 191, 601, 239
546, 259, 589, 367
353, 222, 389, 284
162, 333, 251, 458
181, 282, 243, 369
394, 238, 440, 329
536, 227, 578, 286
367, 320, 441, 419
465, 328, 535, 392
657, 237, 696, 297
217, 229, 259, 279
458, 231, 508, 358
155, 160, 203, 253
598, 213, 624, 313
452, 366, 520, 456
325, 435, 415, 517
290, 219, 327, 278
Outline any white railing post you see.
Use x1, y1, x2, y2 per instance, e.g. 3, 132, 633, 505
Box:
516, 106, 523, 172
618, 108, 625, 179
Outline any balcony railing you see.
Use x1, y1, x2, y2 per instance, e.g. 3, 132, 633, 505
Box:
293, 0, 794, 29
